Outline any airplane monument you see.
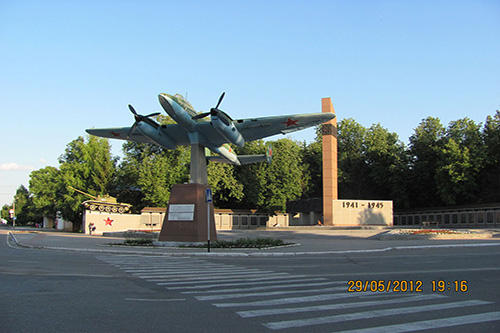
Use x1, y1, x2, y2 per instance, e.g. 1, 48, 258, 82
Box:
87, 93, 335, 242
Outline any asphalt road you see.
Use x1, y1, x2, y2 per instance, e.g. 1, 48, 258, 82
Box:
2, 233, 500, 332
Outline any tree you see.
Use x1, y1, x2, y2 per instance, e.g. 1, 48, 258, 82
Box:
337, 118, 369, 199
13, 185, 38, 225
58, 136, 118, 227
435, 118, 485, 205
364, 124, 409, 207
207, 160, 244, 208
481, 110, 500, 202
237, 139, 306, 212
299, 126, 325, 199
234, 140, 267, 209
137, 151, 189, 206
435, 139, 474, 205
407, 117, 445, 207
29, 166, 62, 219
117, 141, 190, 209
59, 135, 117, 194
335, 119, 409, 206
1, 205, 11, 222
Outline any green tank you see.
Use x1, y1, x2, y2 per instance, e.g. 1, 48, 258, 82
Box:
69, 186, 132, 213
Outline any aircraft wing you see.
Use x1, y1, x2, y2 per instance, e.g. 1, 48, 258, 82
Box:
86, 112, 334, 151
235, 113, 335, 142
86, 124, 191, 146
86, 127, 153, 144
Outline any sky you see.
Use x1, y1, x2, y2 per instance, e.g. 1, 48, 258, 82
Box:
1, 0, 499, 207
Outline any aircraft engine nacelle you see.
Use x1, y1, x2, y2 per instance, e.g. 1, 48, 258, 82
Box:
210, 145, 241, 165
137, 123, 177, 150
211, 117, 245, 147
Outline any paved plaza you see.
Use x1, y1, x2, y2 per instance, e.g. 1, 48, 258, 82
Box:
4, 227, 500, 256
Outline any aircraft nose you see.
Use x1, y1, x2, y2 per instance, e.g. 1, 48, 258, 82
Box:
158, 94, 174, 114
158, 94, 168, 104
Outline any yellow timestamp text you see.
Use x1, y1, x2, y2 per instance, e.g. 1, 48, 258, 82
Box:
347, 280, 468, 293
431, 280, 468, 292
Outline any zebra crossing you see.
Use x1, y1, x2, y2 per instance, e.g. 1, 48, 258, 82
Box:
97, 255, 500, 331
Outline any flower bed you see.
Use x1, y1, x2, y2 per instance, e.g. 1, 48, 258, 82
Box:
379, 228, 493, 240
399, 229, 471, 235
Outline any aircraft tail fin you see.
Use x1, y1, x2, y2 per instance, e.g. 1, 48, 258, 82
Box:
237, 154, 267, 165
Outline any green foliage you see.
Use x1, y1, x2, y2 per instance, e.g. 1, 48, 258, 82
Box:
407, 117, 445, 207
24, 136, 118, 228
237, 139, 306, 213
435, 139, 473, 204
13, 185, 40, 225
435, 118, 485, 205
364, 123, 409, 206
117, 142, 190, 209
16, 107, 500, 225
337, 118, 369, 198
186, 237, 288, 249
123, 238, 154, 246
207, 161, 244, 206
57, 136, 117, 225
300, 139, 323, 198
1, 205, 9, 219
481, 110, 500, 202
29, 166, 62, 218
334, 119, 410, 207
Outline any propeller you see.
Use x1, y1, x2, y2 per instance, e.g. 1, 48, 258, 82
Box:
214, 91, 225, 109
127, 104, 160, 138
192, 92, 232, 126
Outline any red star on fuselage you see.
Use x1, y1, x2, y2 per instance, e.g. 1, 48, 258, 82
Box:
283, 118, 299, 127
110, 131, 121, 138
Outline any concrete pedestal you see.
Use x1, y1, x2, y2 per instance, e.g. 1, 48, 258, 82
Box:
158, 183, 217, 242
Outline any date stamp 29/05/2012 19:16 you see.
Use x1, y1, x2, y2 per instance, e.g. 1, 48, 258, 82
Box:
347, 280, 469, 293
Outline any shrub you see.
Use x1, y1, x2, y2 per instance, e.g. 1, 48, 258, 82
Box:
123, 238, 154, 246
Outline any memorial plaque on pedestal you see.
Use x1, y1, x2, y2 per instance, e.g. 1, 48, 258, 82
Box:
158, 183, 217, 242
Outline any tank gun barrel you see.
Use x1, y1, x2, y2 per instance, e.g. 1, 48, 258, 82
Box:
68, 186, 98, 200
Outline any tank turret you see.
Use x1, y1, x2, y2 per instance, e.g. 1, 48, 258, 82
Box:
68, 186, 132, 213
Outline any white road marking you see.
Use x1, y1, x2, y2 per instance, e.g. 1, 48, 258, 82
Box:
337, 311, 500, 333
324, 267, 500, 277
263, 300, 492, 330
130, 268, 264, 276
164, 276, 326, 289
195, 286, 346, 301
214, 292, 376, 308
182, 280, 343, 294
98, 255, 500, 332
125, 266, 243, 273
155, 272, 290, 285
125, 298, 186, 302
236, 294, 446, 318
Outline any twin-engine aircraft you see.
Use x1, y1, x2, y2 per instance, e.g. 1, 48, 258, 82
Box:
86, 93, 335, 166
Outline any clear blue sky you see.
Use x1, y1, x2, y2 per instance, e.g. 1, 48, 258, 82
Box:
1, 0, 499, 207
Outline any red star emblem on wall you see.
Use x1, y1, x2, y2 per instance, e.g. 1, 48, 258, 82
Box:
283, 118, 299, 127
104, 217, 113, 226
